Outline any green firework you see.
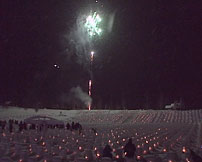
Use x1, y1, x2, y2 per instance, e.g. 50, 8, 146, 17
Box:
84, 12, 102, 37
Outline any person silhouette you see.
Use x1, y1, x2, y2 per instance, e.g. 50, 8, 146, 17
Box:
103, 144, 113, 159
124, 138, 136, 159
190, 149, 202, 162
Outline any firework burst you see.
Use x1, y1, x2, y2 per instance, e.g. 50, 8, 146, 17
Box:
85, 12, 102, 37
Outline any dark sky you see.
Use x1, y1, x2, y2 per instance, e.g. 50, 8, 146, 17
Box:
1, 0, 202, 109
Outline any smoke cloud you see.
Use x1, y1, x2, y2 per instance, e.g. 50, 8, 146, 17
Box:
68, 14, 92, 67
61, 86, 92, 108
107, 12, 116, 33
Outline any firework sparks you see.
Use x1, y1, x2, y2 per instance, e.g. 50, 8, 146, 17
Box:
84, 12, 102, 37
88, 102, 91, 110
88, 51, 95, 110
88, 80, 92, 96
88, 79, 92, 110
90, 51, 94, 62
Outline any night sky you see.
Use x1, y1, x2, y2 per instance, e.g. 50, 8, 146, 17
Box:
1, 0, 202, 109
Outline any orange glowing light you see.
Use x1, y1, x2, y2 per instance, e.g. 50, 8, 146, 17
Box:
36, 155, 40, 158
182, 146, 186, 153
143, 150, 147, 154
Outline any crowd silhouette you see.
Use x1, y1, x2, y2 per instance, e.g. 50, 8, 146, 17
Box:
0, 119, 82, 133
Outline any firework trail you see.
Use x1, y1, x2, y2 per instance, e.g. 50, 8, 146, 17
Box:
88, 51, 95, 110
68, 9, 102, 110
84, 12, 102, 110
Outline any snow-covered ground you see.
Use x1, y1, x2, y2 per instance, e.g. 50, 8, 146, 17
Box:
0, 106, 202, 162
1, 106, 202, 124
